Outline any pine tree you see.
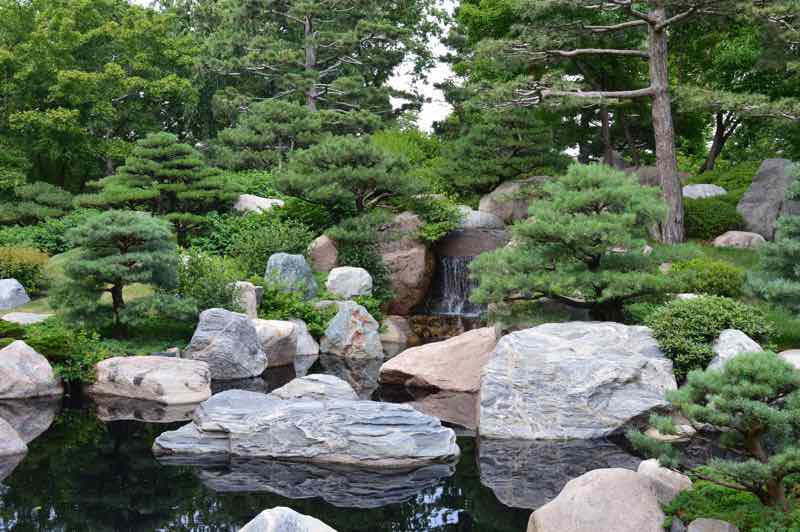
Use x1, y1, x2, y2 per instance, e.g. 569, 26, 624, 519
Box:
471, 164, 682, 320
747, 177, 800, 311
50, 210, 178, 331
77, 132, 238, 243
0, 182, 73, 225
631, 351, 800, 511
275, 135, 414, 220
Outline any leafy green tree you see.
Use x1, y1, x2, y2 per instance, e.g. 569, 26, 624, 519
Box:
0, 182, 73, 225
276, 135, 414, 220
77, 132, 238, 243
748, 178, 800, 311
0, 139, 30, 192
51, 210, 178, 331
631, 351, 800, 511
471, 164, 680, 321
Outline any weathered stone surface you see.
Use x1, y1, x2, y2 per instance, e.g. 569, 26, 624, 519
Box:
709, 329, 762, 370
87, 356, 212, 405
683, 184, 727, 199
0, 341, 63, 399
182, 456, 456, 509
319, 301, 383, 359
687, 519, 740, 532
233, 194, 285, 214
526, 468, 665, 532
638, 459, 692, 505
478, 177, 547, 223
457, 206, 505, 229
737, 159, 800, 239
435, 229, 510, 257
377, 212, 434, 315
0, 398, 59, 443
318, 354, 381, 399
0, 417, 26, 481
325, 267, 373, 299
780, 349, 800, 369
410, 391, 478, 430
265, 253, 318, 300
268, 374, 357, 401
291, 319, 320, 357
92, 396, 197, 424
240, 507, 336, 532
252, 319, 297, 368
183, 309, 267, 380
308, 235, 338, 273
712, 231, 766, 249
0, 279, 30, 310
480, 322, 676, 440
379, 327, 497, 392
480, 438, 641, 510
232, 281, 259, 318
1, 312, 52, 325
153, 390, 460, 467
380, 315, 420, 358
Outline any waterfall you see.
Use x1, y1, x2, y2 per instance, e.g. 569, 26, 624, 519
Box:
426, 255, 484, 318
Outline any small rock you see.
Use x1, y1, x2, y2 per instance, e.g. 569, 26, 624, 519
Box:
712, 231, 766, 249
232, 281, 259, 319
252, 319, 297, 368
687, 518, 740, 532
269, 374, 357, 401
183, 309, 267, 380
325, 267, 373, 299
780, 349, 800, 369
234, 194, 285, 214
457, 205, 505, 229
1, 312, 52, 325
675, 293, 700, 300
320, 301, 383, 359
380, 315, 420, 358
637, 459, 691, 505
478, 177, 548, 223
265, 253, 318, 300
0, 279, 30, 310
240, 507, 336, 532
308, 235, 338, 273
682, 184, 727, 199
709, 329, 762, 370
0, 340, 63, 399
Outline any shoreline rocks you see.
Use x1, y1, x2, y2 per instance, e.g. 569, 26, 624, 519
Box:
252, 319, 297, 368
240, 507, 336, 532
268, 374, 357, 401
319, 301, 383, 359
0, 340, 63, 399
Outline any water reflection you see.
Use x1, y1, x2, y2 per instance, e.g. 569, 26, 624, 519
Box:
377, 386, 478, 431
91, 396, 198, 424
0, 398, 60, 443
317, 354, 382, 399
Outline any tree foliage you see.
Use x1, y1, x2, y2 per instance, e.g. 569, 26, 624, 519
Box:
0, 182, 73, 225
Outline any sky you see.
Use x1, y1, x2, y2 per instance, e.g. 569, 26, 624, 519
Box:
131, 0, 455, 132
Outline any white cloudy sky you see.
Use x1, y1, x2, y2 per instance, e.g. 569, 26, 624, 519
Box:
132, 0, 455, 131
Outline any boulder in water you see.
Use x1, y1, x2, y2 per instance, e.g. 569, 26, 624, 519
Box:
0, 340, 63, 399
268, 374, 357, 401
252, 319, 297, 368
319, 301, 383, 359
240, 507, 336, 532
380, 315, 420, 358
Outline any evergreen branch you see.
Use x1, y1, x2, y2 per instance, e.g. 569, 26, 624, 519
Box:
583, 19, 648, 32
524, 47, 649, 59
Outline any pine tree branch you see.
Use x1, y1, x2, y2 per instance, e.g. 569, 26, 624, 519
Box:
540, 48, 649, 58
584, 19, 648, 33
541, 87, 654, 99
655, 7, 698, 30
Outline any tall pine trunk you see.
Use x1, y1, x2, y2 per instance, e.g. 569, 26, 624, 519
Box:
648, 5, 684, 243
304, 16, 318, 112
698, 111, 739, 173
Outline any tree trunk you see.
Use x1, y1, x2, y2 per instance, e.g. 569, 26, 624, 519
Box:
578, 110, 592, 163
304, 16, 318, 112
619, 109, 641, 166
110, 283, 125, 328
648, 6, 684, 243
600, 105, 614, 165
698, 111, 739, 174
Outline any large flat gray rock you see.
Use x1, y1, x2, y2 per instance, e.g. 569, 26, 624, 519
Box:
0, 279, 30, 310
183, 308, 267, 380
153, 390, 459, 467
1, 312, 52, 325
268, 374, 357, 401
479, 322, 676, 440
0, 341, 63, 399
737, 159, 800, 239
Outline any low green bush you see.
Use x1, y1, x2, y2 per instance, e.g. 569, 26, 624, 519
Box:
0, 209, 100, 254
257, 283, 336, 338
0, 246, 49, 293
645, 296, 774, 379
684, 197, 745, 240
671, 258, 745, 298
175, 248, 245, 313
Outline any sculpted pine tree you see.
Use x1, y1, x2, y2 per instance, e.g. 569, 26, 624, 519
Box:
78, 132, 238, 242
0, 182, 73, 225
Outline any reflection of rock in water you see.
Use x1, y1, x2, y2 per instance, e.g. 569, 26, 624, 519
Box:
210, 364, 297, 395
318, 354, 381, 399
377, 385, 477, 431
0, 452, 25, 482
0, 397, 60, 443
192, 457, 456, 509
91, 396, 198, 424
478, 438, 640, 510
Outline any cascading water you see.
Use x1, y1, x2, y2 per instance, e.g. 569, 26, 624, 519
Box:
425, 255, 485, 318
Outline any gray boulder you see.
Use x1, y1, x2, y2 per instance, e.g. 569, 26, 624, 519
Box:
268, 374, 357, 401
712, 231, 766, 249
456, 205, 505, 229
153, 390, 459, 467
87, 356, 212, 405
0, 279, 30, 310
233, 194, 284, 214
0, 341, 63, 399
688, 519, 740, 532
683, 184, 727, 199
780, 349, 800, 369
737, 159, 800, 239
291, 319, 320, 356
319, 301, 383, 359
637, 459, 691, 505
240, 507, 336, 532
527, 468, 665, 532
265, 253, 318, 300
1, 312, 52, 325
232, 281, 259, 318
325, 266, 373, 299
252, 319, 297, 367
479, 322, 676, 440
708, 329, 762, 370
183, 309, 267, 380
478, 177, 547, 223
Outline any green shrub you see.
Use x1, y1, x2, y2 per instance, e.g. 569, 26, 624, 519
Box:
175, 248, 245, 314
0, 246, 49, 293
623, 301, 664, 325
396, 195, 463, 244
0, 209, 101, 254
257, 283, 336, 338
671, 258, 745, 297
684, 197, 745, 240
686, 160, 760, 204
645, 296, 774, 379
664, 481, 799, 531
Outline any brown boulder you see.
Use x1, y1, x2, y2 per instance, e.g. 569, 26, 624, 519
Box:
478, 177, 548, 223
377, 212, 434, 315
308, 235, 338, 273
